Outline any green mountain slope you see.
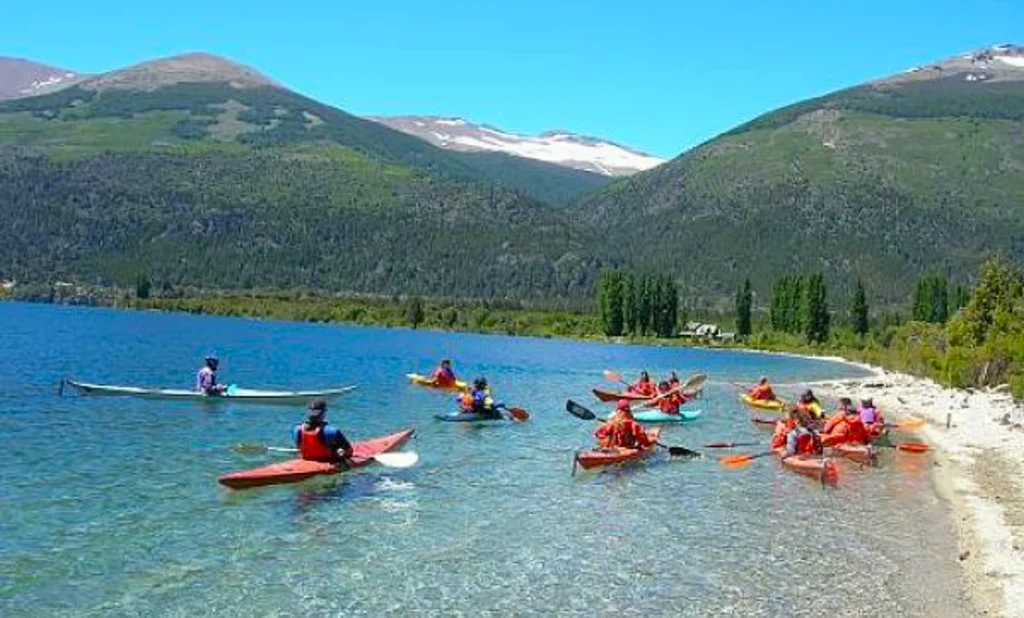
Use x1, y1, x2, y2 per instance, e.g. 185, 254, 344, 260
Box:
0, 54, 602, 297
575, 46, 1024, 301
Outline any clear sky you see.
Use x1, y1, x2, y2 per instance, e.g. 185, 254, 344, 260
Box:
3, 0, 1022, 158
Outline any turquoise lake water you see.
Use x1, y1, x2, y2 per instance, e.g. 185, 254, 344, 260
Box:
0, 302, 975, 616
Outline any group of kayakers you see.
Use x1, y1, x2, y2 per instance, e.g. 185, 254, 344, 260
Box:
765, 388, 886, 459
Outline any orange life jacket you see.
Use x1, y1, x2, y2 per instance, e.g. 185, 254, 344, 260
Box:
596, 417, 650, 449
658, 393, 681, 415
298, 425, 337, 462
750, 384, 775, 400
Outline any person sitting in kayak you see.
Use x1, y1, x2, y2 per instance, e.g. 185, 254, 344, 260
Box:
655, 381, 684, 416
772, 407, 821, 458
667, 371, 681, 389
795, 389, 824, 421
748, 376, 776, 401
822, 397, 868, 445
457, 377, 501, 419
595, 400, 654, 450
195, 355, 227, 395
858, 398, 886, 438
431, 359, 458, 388
293, 398, 353, 463
629, 371, 657, 397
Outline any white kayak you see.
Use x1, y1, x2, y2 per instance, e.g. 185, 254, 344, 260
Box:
64, 380, 356, 404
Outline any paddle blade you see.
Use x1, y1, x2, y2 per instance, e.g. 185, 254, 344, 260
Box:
682, 373, 708, 393
226, 384, 239, 396
897, 442, 931, 453
373, 452, 419, 468
896, 416, 927, 431
566, 399, 597, 421
506, 407, 530, 422
667, 446, 701, 458
704, 441, 760, 449
603, 369, 624, 383
720, 454, 756, 469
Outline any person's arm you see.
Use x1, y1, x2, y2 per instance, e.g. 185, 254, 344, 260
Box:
292, 425, 302, 449
325, 426, 354, 459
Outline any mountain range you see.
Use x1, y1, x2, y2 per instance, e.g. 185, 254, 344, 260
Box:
1, 46, 1023, 305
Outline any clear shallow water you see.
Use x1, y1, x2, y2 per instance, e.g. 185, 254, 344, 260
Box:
0, 302, 974, 616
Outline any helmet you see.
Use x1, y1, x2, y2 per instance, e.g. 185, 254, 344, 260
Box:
473, 376, 488, 390
308, 398, 327, 417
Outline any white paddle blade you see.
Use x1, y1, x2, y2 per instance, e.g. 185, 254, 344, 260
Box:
373, 452, 419, 468
683, 373, 708, 393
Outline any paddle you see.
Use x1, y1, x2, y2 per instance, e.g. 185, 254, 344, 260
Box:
497, 404, 530, 422
882, 442, 931, 453
884, 415, 926, 432
704, 441, 762, 448
564, 400, 699, 457
603, 369, 630, 387
233, 444, 419, 468
719, 450, 776, 468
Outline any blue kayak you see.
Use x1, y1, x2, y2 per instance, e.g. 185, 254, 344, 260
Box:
598, 409, 703, 424
435, 412, 506, 423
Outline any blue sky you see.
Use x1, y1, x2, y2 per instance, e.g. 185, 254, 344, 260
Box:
4, 0, 1022, 158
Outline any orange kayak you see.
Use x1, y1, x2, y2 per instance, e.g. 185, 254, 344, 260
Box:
831, 442, 876, 465
592, 388, 657, 403
218, 429, 414, 489
774, 447, 839, 485
575, 428, 662, 470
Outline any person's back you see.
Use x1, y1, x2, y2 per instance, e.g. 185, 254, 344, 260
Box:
293, 398, 352, 463
458, 377, 498, 417
595, 401, 652, 449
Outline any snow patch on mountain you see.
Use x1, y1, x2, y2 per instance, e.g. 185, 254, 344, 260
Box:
369, 115, 663, 176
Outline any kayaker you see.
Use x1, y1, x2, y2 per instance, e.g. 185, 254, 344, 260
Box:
655, 381, 683, 416
629, 371, 657, 397
667, 371, 681, 389
457, 377, 501, 419
822, 397, 868, 445
431, 359, 458, 387
292, 398, 353, 463
795, 389, 824, 420
595, 400, 654, 449
772, 406, 820, 458
748, 376, 776, 401
195, 355, 226, 395
858, 398, 886, 438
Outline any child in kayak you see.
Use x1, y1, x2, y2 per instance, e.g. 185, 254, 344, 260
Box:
430, 359, 458, 387
293, 398, 353, 463
822, 397, 868, 446
748, 376, 776, 401
858, 398, 886, 438
457, 377, 502, 419
795, 389, 824, 421
195, 355, 227, 395
629, 371, 657, 397
595, 400, 654, 449
655, 381, 684, 416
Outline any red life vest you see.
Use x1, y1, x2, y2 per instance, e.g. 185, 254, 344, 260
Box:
298, 425, 336, 462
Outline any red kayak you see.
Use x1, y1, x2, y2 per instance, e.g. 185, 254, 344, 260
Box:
774, 447, 839, 485
218, 429, 415, 489
592, 388, 657, 403
831, 442, 876, 465
575, 428, 662, 471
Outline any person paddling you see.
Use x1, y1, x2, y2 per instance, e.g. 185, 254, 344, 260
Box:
595, 399, 654, 449
293, 398, 353, 463
629, 371, 657, 397
772, 406, 821, 458
748, 376, 776, 401
195, 355, 227, 395
431, 359, 458, 388
858, 398, 886, 438
822, 397, 868, 446
796, 389, 824, 421
457, 377, 501, 419
655, 381, 684, 416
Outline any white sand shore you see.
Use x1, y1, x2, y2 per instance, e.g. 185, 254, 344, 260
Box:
806, 360, 1024, 617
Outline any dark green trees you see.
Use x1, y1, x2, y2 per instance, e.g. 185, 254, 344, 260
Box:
735, 278, 752, 337
597, 270, 678, 338
804, 273, 830, 344
913, 275, 950, 323
852, 279, 869, 336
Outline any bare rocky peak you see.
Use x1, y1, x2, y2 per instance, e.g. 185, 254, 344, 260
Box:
81, 52, 276, 91
881, 44, 1024, 86
0, 57, 85, 100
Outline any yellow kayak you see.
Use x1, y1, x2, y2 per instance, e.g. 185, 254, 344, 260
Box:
406, 373, 468, 392
740, 393, 786, 411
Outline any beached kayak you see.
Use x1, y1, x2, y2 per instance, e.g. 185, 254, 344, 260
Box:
774, 447, 839, 485
218, 429, 414, 489
598, 409, 703, 424
740, 394, 785, 411
574, 428, 662, 471
65, 380, 356, 403
434, 411, 506, 423
406, 373, 468, 392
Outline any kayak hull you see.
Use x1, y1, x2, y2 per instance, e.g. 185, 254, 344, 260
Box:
406, 373, 468, 392
575, 428, 662, 470
66, 380, 356, 404
218, 429, 414, 489
774, 447, 839, 485
435, 412, 505, 423
830, 442, 877, 465
740, 394, 785, 411
593, 388, 655, 403
599, 409, 703, 424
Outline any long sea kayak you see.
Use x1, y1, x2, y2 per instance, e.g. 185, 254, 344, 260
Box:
406, 373, 468, 392
65, 380, 355, 404
574, 428, 662, 471
218, 429, 414, 489
598, 409, 703, 424
774, 447, 839, 485
740, 394, 786, 411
